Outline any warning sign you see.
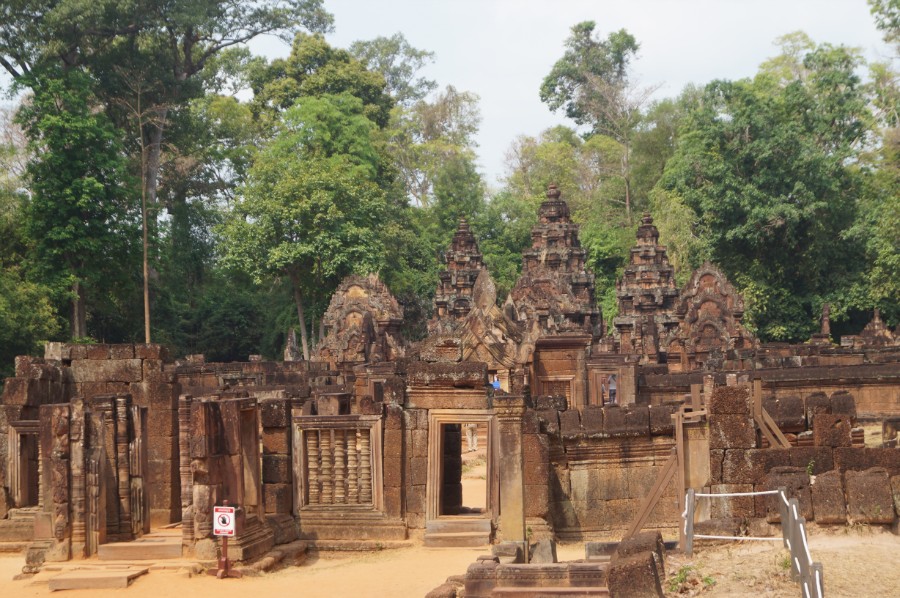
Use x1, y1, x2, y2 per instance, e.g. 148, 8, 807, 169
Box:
213, 505, 236, 536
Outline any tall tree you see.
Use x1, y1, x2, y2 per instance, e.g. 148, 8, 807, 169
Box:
16, 68, 138, 339
220, 93, 388, 359
349, 33, 437, 107
658, 40, 871, 340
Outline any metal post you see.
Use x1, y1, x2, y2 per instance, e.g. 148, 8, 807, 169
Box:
811, 562, 824, 598
685, 489, 696, 557
777, 487, 789, 549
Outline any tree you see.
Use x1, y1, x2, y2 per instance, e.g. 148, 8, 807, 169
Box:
0, 0, 334, 342
17, 68, 139, 339
658, 40, 871, 340
349, 33, 437, 107
220, 93, 388, 359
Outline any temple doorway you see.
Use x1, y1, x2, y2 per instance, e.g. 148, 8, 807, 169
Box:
425, 411, 496, 546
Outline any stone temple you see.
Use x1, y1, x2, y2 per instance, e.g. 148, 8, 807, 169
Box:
1, 185, 898, 594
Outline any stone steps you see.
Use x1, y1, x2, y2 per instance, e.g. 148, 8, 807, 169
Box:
298, 512, 407, 541
424, 517, 492, 547
304, 539, 414, 552
47, 567, 148, 590
492, 587, 610, 596
0, 519, 33, 542
424, 531, 490, 548
0, 541, 29, 553
97, 532, 182, 561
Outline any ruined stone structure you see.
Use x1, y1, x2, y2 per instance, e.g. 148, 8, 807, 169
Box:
1, 185, 898, 581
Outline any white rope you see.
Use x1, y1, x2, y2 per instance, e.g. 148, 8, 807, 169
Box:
694, 490, 779, 498
694, 534, 781, 542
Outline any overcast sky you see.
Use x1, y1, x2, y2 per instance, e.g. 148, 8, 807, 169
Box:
249, 0, 890, 189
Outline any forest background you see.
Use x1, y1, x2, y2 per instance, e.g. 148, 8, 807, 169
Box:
0, 0, 897, 375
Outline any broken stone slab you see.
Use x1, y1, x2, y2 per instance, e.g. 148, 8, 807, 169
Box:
48, 567, 148, 591
528, 538, 557, 564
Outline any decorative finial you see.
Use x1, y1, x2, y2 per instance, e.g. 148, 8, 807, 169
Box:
547, 184, 561, 200
458, 217, 469, 231
641, 212, 653, 225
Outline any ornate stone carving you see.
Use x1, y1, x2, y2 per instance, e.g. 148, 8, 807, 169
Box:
430, 218, 486, 334
665, 263, 757, 371
316, 274, 405, 368
507, 185, 602, 342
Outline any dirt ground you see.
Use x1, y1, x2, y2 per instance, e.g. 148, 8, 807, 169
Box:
0, 525, 898, 597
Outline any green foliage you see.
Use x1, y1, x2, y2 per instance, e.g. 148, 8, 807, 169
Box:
658, 40, 872, 340
16, 68, 140, 338
349, 33, 437, 106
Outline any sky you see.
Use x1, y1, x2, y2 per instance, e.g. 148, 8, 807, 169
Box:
250, 0, 891, 189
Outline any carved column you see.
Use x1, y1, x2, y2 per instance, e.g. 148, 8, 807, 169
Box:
494, 396, 527, 545
307, 431, 320, 505
359, 428, 372, 504
178, 395, 193, 549
115, 395, 133, 539
69, 399, 86, 558
334, 430, 346, 504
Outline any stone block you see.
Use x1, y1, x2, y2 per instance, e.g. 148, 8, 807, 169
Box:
412, 429, 428, 458
71, 359, 143, 383
607, 551, 663, 598
384, 403, 403, 430
559, 409, 582, 439
811, 470, 846, 523
534, 396, 567, 411
148, 459, 175, 486
264, 484, 292, 514
0, 378, 29, 405
383, 457, 403, 487
804, 392, 831, 423
86, 344, 110, 360
708, 385, 751, 416
524, 484, 549, 518
262, 428, 290, 454
384, 486, 402, 517
259, 399, 290, 427
649, 403, 677, 435
835, 447, 900, 477
830, 391, 856, 423
409, 457, 428, 486
492, 541, 524, 564
787, 447, 834, 475
522, 410, 540, 434
529, 538, 557, 564
147, 408, 177, 438
709, 484, 754, 519
708, 414, 756, 449
108, 344, 135, 360
148, 483, 177, 510
709, 449, 724, 484
763, 395, 805, 433
383, 429, 403, 458
262, 454, 291, 484
523, 434, 550, 486
845, 468, 894, 524
581, 406, 604, 435
603, 404, 649, 438
812, 414, 852, 448
761, 466, 812, 522
722, 449, 755, 484
535, 410, 560, 436
891, 475, 900, 518
406, 485, 426, 514
614, 530, 665, 573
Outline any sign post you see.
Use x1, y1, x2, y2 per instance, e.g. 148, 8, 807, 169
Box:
209, 500, 241, 579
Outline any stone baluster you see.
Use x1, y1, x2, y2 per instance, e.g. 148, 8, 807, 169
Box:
359, 428, 372, 504
347, 429, 359, 504
307, 430, 320, 505
320, 429, 333, 504
334, 430, 346, 504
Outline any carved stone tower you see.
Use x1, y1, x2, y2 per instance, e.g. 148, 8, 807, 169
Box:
429, 218, 485, 333
613, 213, 680, 362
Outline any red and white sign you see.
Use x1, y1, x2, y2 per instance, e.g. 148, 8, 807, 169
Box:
213, 506, 236, 537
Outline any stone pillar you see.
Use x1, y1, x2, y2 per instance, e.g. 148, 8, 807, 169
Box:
69, 399, 86, 558
115, 395, 133, 540
178, 395, 193, 550
494, 396, 527, 545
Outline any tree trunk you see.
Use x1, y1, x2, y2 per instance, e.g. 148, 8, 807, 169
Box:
144, 111, 167, 207
290, 274, 310, 360
71, 280, 87, 339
